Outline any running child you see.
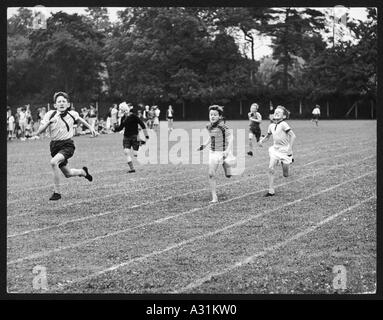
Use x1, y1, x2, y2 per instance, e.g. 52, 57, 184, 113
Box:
166, 105, 174, 131
311, 104, 321, 126
258, 105, 296, 197
197, 105, 234, 203
34, 91, 96, 200
247, 103, 262, 156
113, 105, 149, 173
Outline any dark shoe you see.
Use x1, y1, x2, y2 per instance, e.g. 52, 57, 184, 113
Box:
49, 192, 61, 201
264, 192, 275, 197
128, 169, 136, 173
83, 167, 93, 181
247, 151, 253, 156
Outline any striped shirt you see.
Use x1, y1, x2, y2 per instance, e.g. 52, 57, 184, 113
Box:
249, 111, 262, 130
207, 120, 231, 152
267, 120, 292, 149
41, 110, 80, 141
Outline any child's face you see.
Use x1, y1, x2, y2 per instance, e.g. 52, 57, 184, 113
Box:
209, 110, 221, 123
55, 96, 70, 112
250, 105, 258, 113
273, 107, 286, 120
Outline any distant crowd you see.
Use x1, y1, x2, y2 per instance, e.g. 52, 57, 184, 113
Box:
6, 103, 174, 141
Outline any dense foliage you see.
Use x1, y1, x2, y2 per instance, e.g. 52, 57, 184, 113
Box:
7, 7, 377, 118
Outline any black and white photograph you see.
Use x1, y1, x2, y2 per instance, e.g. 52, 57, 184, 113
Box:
5, 2, 379, 301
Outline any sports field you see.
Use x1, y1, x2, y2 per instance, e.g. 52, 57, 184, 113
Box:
7, 120, 376, 294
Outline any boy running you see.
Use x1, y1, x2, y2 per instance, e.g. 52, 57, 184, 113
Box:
197, 105, 233, 203
259, 105, 296, 197
247, 103, 262, 156
113, 105, 149, 173
34, 92, 96, 200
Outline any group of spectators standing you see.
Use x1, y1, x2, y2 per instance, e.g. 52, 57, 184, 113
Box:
7, 102, 175, 141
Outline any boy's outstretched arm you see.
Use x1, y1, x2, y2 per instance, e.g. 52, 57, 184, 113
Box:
258, 132, 271, 146
33, 116, 56, 136
197, 137, 211, 151
77, 116, 97, 136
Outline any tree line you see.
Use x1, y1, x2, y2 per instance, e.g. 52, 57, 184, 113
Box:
7, 7, 377, 119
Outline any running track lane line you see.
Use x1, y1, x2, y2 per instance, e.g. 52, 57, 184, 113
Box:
7, 146, 375, 219
173, 195, 376, 293
7, 163, 375, 267
7, 137, 372, 192
53, 172, 375, 291
7, 152, 375, 236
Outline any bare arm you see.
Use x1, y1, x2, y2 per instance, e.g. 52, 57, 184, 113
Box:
77, 116, 96, 136
197, 137, 211, 151
287, 130, 296, 154
259, 132, 271, 146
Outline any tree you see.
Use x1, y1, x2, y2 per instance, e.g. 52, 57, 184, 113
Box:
265, 8, 326, 90
28, 12, 105, 101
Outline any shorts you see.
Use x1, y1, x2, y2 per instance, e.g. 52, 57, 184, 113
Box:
153, 118, 159, 125
123, 135, 139, 151
268, 145, 293, 165
209, 151, 225, 165
167, 117, 173, 120
312, 114, 319, 120
249, 127, 261, 141
50, 139, 75, 168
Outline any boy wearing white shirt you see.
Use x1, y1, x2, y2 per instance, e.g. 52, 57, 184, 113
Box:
312, 105, 321, 126
259, 105, 296, 197
34, 92, 96, 200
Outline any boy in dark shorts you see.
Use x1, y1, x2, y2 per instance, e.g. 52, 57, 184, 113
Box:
34, 92, 97, 200
113, 105, 149, 173
247, 103, 262, 156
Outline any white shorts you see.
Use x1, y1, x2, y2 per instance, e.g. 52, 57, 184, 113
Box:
153, 117, 159, 125
209, 151, 224, 165
269, 146, 293, 165
209, 151, 236, 167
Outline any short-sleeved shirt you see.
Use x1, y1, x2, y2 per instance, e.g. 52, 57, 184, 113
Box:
19, 111, 27, 124
249, 112, 262, 130
206, 120, 231, 152
312, 108, 320, 115
115, 113, 146, 137
267, 120, 292, 149
41, 110, 80, 141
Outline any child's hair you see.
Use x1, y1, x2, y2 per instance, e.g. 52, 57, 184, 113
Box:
209, 105, 224, 116
276, 105, 290, 119
251, 103, 259, 109
53, 91, 70, 103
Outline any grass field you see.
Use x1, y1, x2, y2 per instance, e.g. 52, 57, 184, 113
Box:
7, 120, 376, 294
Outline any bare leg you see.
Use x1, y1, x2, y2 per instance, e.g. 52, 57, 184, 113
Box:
60, 165, 86, 178
267, 158, 279, 195
208, 162, 220, 202
50, 153, 66, 194
282, 162, 290, 177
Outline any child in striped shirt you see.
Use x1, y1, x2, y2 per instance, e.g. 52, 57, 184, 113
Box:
197, 105, 233, 203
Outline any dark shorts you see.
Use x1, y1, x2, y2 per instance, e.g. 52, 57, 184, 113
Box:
167, 117, 173, 120
50, 139, 75, 168
123, 135, 139, 151
313, 114, 319, 120
249, 127, 261, 141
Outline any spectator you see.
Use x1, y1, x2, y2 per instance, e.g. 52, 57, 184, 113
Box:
88, 105, 98, 134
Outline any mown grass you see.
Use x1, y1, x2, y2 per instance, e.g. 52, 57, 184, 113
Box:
7, 120, 376, 294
